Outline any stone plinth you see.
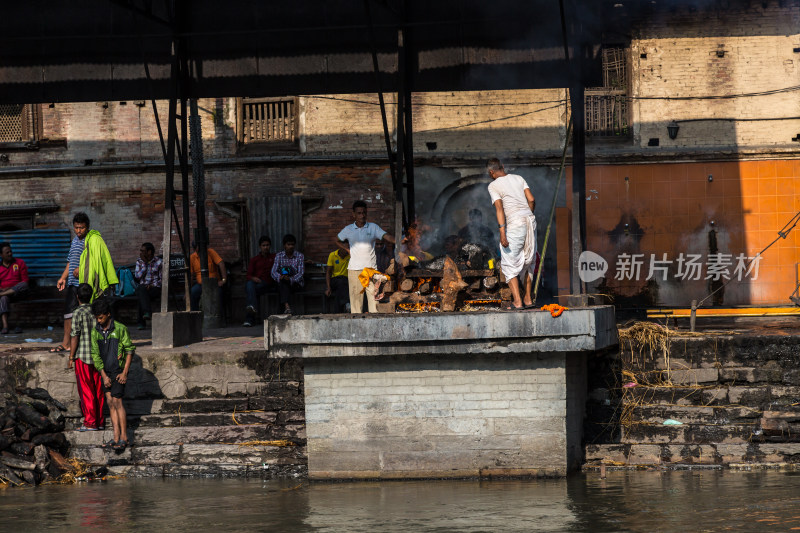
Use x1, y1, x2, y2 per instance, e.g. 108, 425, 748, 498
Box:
152, 311, 203, 349
267, 306, 617, 480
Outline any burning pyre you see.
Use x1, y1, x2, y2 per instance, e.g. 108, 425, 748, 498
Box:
380, 225, 508, 313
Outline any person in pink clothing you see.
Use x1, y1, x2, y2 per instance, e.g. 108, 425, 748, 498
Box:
0, 242, 29, 334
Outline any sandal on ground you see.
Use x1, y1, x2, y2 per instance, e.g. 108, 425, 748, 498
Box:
114, 440, 128, 451
49, 344, 67, 353
101, 440, 117, 449
504, 304, 524, 310
523, 303, 536, 309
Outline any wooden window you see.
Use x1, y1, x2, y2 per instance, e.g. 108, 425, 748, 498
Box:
0, 104, 41, 144
236, 97, 298, 150
585, 47, 630, 139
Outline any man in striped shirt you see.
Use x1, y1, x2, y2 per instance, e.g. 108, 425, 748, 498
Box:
53, 212, 90, 353
133, 242, 162, 330
270, 234, 304, 315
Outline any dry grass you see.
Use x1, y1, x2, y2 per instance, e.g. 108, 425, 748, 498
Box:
217, 440, 298, 448
55, 458, 93, 484
614, 322, 723, 431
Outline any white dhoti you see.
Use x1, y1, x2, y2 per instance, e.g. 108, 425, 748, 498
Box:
499, 214, 537, 281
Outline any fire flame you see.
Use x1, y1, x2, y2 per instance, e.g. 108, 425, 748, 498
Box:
397, 302, 441, 313
403, 221, 433, 260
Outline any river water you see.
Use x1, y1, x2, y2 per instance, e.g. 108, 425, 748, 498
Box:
2, 470, 800, 532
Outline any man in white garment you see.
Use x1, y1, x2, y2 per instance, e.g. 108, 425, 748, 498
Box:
336, 200, 396, 313
487, 158, 537, 310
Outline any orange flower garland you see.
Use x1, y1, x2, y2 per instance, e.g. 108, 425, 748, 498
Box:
540, 303, 568, 317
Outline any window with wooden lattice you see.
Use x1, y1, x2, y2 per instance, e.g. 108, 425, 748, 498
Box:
0, 104, 41, 145
236, 97, 298, 150
585, 47, 630, 139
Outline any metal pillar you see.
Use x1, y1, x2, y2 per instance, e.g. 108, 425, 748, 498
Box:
395, 28, 408, 230
569, 82, 587, 297
191, 99, 221, 329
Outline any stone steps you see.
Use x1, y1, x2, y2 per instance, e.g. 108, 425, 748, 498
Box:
67, 422, 305, 447
64, 382, 307, 476
621, 421, 758, 444
70, 443, 307, 467
586, 442, 800, 466
629, 405, 762, 425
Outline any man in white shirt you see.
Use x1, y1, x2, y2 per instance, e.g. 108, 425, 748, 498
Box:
487, 158, 537, 310
336, 200, 396, 313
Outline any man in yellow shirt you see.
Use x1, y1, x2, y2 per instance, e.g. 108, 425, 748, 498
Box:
325, 248, 349, 313
189, 241, 227, 311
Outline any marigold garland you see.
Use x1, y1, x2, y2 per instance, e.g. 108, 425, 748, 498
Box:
540, 303, 568, 317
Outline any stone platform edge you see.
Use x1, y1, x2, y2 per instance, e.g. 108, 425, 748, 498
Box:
265, 306, 618, 358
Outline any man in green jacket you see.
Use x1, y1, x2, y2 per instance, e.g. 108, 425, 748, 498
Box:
90, 298, 134, 451
80, 228, 118, 301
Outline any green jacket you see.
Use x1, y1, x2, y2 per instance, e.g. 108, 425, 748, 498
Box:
90, 319, 135, 372
80, 230, 119, 301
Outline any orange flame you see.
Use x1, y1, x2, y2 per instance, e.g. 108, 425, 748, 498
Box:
397, 302, 441, 313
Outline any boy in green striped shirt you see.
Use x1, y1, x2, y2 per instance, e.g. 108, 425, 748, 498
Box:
90, 298, 135, 451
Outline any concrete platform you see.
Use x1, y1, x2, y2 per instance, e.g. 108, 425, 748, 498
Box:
267, 306, 618, 480
265, 306, 618, 358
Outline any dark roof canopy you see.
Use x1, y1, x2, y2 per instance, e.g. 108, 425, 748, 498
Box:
0, 0, 613, 103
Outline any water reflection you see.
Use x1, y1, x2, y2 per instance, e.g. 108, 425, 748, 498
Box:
1, 471, 799, 532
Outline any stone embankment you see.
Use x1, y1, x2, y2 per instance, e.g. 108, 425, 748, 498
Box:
0, 343, 307, 478
585, 324, 800, 469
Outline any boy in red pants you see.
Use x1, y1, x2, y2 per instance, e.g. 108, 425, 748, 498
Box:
68, 283, 104, 431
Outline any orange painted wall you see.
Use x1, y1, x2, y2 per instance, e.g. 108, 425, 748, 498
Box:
558, 160, 800, 306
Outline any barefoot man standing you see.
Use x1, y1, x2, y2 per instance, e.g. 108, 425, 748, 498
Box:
487, 158, 537, 310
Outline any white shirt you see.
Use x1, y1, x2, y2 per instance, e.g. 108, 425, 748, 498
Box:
488, 173, 533, 224
337, 222, 387, 271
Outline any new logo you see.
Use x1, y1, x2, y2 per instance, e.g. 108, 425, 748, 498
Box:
578, 251, 608, 283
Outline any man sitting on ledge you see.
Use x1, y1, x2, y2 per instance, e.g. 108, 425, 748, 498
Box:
271, 234, 304, 315
133, 242, 162, 330
0, 242, 29, 334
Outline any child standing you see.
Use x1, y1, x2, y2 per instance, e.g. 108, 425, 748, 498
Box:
68, 283, 105, 431
89, 298, 135, 451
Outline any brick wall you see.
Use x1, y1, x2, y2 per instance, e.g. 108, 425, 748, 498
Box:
0, 164, 394, 268
631, 2, 800, 150
304, 352, 572, 477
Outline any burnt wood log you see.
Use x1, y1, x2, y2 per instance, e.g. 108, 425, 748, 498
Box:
19, 397, 49, 416
499, 287, 512, 301
0, 464, 24, 485
33, 445, 49, 474
48, 449, 70, 474
441, 256, 469, 312
16, 403, 49, 430
9, 442, 35, 456
399, 279, 415, 292
18, 388, 61, 407
32, 432, 67, 450
0, 434, 9, 451
418, 282, 431, 295
483, 276, 498, 289
20, 470, 35, 485
1, 452, 36, 470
